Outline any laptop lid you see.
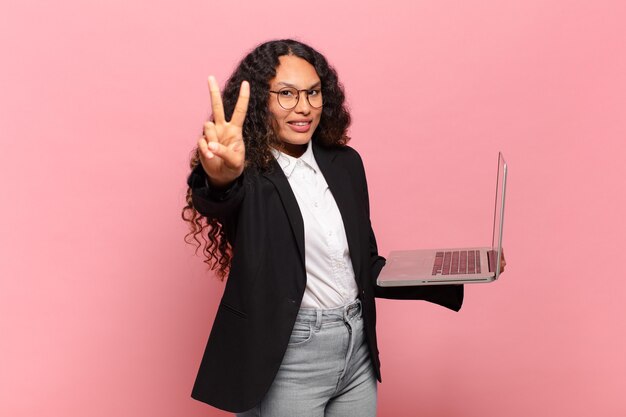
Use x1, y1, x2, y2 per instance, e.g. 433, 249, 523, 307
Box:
491, 152, 507, 279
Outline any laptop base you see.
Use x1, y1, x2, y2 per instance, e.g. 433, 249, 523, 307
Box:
377, 247, 496, 287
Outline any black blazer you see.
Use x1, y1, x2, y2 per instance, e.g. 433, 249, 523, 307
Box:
187, 142, 463, 412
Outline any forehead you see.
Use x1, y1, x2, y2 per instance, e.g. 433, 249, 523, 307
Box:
271, 55, 320, 87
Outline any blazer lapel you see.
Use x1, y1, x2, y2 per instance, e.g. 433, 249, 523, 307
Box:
313, 143, 363, 282
262, 160, 306, 269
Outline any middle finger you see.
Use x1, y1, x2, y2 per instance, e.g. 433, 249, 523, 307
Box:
230, 80, 250, 128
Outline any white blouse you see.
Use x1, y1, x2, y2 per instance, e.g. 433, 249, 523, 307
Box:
271, 142, 358, 309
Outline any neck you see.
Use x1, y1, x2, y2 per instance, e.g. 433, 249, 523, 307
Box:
275, 142, 308, 158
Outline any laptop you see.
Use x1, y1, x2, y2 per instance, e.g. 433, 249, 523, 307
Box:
377, 152, 508, 286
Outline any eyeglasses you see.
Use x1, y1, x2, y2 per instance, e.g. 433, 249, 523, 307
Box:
269, 87, 323, 110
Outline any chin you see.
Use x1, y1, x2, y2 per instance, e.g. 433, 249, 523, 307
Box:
280, 133, 313, 146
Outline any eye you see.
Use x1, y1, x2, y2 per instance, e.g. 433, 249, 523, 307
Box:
279, 89, 296, 97
308, 89, 321, 96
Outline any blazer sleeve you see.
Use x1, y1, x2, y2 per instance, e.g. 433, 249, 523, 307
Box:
352, 149, 464, 312
186, 163, 245, 220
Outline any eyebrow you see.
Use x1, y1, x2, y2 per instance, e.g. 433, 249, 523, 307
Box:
275, 81, 321, 89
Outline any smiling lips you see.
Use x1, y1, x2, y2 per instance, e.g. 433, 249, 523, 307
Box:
287, 120, 312, 133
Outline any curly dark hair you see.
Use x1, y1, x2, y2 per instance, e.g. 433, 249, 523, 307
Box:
181, 39, 352, 279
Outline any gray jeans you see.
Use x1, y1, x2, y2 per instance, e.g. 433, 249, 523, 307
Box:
237, 299, 377, 417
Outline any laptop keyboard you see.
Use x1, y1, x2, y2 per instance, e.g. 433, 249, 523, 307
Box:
432, 250, 481, 275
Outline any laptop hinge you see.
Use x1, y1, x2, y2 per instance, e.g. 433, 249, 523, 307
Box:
487, 250, 497, 273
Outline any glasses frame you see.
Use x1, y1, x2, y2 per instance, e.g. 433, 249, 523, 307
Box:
269, 87, 323, 110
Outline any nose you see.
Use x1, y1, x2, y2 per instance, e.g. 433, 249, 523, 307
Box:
293, 91, 311, 114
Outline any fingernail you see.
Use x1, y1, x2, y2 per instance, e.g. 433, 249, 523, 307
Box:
208, 142, 218, 151
206, 151, 214, 158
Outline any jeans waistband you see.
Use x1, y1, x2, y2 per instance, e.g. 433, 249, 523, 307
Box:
295, 299, 361, 326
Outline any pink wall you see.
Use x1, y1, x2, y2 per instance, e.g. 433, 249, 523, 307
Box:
1, 1, 625, 416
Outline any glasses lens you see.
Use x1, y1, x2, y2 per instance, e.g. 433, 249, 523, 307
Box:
307, 89, 323, 108
277, 88, 298, 109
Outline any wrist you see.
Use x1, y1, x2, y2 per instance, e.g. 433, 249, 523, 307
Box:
207, 174, 238, 189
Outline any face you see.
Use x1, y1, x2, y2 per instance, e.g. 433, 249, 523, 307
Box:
268, 55, 323, 157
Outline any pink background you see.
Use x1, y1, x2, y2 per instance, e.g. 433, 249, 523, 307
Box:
1, 0, 625, 416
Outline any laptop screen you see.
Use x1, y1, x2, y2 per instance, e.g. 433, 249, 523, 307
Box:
491, 152, 507, 277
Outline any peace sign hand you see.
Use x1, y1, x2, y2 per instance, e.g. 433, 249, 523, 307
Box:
197, 76, 250, 188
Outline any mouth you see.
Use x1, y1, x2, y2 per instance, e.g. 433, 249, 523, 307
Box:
286, 120, 312, 133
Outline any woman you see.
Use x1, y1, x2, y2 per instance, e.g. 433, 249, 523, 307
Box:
182, 39, 464, 416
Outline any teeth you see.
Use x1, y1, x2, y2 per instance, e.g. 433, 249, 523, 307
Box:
291, 122, 309, 126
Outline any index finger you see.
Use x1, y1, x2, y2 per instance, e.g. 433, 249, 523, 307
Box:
229, 80, 250, 127
208, 75, 225, 124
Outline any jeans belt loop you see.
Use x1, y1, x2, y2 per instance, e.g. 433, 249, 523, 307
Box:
315, 309, 323, 331
345, 299, 359, 321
